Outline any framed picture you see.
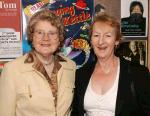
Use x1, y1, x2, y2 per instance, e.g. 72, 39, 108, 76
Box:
22, 0, 94, 68
116, 40, 147, 66
121, 0, 148, 37
0, 0, 22, 61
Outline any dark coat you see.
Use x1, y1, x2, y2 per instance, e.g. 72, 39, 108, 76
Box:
71, 58, 150, 116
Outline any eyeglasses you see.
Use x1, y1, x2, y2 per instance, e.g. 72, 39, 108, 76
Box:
34, 30, 58, 40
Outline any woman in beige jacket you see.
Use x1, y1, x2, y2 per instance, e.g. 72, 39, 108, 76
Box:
0, 10, 76, 116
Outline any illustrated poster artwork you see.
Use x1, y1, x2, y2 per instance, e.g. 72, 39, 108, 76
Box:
22, 0, 94, 68
121, 0, 148, 37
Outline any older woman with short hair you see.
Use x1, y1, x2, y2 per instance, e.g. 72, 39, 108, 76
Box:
71, 12, 150, 116
0, 10, 76, 116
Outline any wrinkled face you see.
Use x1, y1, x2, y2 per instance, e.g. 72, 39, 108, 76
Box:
32, 20, 60, 57
132, 5, 142, 14
129, 41, 137, 53
91, 22, 118, 59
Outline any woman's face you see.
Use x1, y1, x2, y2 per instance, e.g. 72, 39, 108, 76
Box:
91, 22, 118, 59
32, 20, 60, 57
132, 5, 142, 14
129, 41, 137, 53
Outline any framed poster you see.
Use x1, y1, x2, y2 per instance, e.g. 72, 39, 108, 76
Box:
22, 0, 94, 68
116, 40, 147, 66
0, 0, 22, 61
121, 0, 148, 37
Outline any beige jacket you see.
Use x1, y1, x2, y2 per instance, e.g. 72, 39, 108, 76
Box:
0, 54, 76, 116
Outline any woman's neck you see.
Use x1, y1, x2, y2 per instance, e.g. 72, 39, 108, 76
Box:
96, 55, 118, 74
35, 52, 54, 65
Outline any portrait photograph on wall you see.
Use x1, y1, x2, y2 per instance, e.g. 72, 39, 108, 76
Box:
116, 40, 147, 66
121, 0, 148, 37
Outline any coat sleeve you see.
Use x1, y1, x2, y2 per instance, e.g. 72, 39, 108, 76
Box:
71, 68, 85, 116
0, 64, 16, 116
71, 69, 80, 116
134, 67, 150, 115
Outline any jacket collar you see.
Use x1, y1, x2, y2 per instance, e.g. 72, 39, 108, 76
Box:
20, 51, 66, 73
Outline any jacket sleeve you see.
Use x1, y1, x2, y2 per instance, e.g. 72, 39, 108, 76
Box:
71, 69, 85, 116
0, 64, 16, 116
134, 66, 150, 115
71, 69, 80, 116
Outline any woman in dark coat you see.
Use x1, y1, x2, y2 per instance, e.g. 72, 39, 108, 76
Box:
71, 13, 150, 116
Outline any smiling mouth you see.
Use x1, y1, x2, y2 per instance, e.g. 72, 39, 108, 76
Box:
97, 46, 107, 50
41, 44, 51, 47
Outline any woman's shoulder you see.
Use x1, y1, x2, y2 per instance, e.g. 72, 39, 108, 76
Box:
120, 57, 149, 76
120, 58, 150, 91
57, 53, 76, 68
76, 61, 96, 77
4, 54, 28, 67
1, 54, 29, 74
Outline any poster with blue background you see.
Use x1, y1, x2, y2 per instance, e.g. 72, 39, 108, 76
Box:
22, 0, 94, 68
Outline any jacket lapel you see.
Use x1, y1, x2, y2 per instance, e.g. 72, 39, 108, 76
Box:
57, 61, 75, 98
115, 58, 132, 115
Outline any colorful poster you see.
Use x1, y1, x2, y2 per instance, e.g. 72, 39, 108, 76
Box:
22, 0, 94, 68
0, 0, 22, 61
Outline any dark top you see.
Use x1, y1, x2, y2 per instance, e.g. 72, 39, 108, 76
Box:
121, 17, 146, 36
71, 57, 150, 116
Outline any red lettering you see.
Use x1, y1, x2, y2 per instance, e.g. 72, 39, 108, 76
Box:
62, 11, 91, 26
63, 17, 70, 26
69, 6, 75, 16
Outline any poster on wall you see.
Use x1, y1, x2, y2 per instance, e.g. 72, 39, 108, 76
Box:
0, 0, 22, 74
116, 40, 147, 66
0, 0, 22, 61
121, 0, 148, 37
22, 0, 94, 68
